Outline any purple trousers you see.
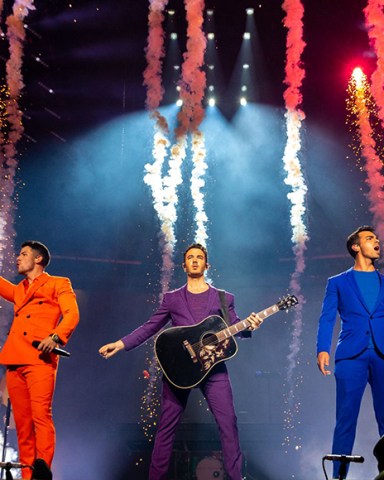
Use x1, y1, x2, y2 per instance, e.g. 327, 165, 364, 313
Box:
149, 366, 243, 480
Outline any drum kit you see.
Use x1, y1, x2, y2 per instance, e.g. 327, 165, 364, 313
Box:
195, 453, 225, 480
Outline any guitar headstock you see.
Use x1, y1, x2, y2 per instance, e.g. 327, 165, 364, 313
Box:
277, 294, 298, 311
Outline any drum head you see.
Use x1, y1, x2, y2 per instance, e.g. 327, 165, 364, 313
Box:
195, 456, 224, 480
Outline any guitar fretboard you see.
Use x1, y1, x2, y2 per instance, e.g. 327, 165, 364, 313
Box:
216, 304, 280, 342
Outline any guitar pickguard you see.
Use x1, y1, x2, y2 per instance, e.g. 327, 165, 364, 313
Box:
198, 338, 231, 371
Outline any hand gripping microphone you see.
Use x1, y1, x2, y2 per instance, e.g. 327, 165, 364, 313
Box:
32, 341, 71, 357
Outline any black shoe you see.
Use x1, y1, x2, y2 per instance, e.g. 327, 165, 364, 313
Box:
32, 459, 52, 480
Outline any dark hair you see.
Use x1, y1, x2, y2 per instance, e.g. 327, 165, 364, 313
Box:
346, 226, 375, 258
183, 243, 208, 264
21, 241, 51, 267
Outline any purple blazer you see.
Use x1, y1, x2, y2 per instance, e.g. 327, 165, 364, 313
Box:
121, 285, 242, 351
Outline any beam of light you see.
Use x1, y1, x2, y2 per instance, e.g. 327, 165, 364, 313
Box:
347, 69, 384, 241
281, 0, 308, 457
364, 0, 384, 127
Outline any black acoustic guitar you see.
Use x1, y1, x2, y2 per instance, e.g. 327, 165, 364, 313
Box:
154, 294, 298, 389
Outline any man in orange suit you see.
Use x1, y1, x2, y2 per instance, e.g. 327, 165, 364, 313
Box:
0, 241, 80, 479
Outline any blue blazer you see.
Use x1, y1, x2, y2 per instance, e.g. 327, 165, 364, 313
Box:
317, 267, 384, 360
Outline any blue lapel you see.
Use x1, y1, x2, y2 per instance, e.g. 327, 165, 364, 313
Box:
373, 271, 384, 313
345, 267, 370, 314
345, 267, 384, 314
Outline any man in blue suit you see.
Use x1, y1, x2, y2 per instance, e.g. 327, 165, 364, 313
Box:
317, 225, 384, 479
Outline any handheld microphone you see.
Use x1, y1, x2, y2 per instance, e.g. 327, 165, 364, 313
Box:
323, 454, 364, 463
32, 341, 71, 358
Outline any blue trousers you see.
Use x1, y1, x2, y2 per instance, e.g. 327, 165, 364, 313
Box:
149, 366, 243, 480
332, 348, 384, 478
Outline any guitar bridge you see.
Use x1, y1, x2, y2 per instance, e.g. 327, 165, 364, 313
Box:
183, 340, 198, 363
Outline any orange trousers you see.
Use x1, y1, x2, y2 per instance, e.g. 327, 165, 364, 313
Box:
6, 364, 57, 479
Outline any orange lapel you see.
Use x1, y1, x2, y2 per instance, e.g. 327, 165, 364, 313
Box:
15, 272, 50, 312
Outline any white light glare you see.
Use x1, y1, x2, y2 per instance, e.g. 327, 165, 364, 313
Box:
168, 10, 175, 15
207, 9, 214, 16
176, 99, 183, 107
207, 33, 215, 40
243, 32, 251, 40
170, 33, 178, 40
208, 98, 216, 107
208, 65, 215, 70
241, 85, 247, 92
246, 8, 254, 15
208, 85, 215, 92
242, 64, 250, 70
240, 97, 247, 106
173, 65, 180, 70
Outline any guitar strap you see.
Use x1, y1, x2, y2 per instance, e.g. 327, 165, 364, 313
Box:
218, 289, 230, 326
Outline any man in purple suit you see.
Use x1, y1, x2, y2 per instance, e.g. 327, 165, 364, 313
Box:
99, 243, 262, 480
317, 226, 384, 479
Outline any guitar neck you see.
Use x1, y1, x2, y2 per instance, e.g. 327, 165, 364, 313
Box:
216, 304, 280, 342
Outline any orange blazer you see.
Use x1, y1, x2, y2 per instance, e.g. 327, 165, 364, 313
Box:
0, 272, 80, 367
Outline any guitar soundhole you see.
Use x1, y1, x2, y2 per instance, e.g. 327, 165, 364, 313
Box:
201, 332, 217, 348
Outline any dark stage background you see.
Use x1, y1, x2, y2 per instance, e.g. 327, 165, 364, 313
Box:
0, 1, 381, 479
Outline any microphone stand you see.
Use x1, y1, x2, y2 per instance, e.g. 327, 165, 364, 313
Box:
338, 459, 348, 480
0, 462, 32, 480
1, 400, 11, 480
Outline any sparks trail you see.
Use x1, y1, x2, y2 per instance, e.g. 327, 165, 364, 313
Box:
347, 68, 384, 241
281, 0, 308, 453
142, 0, 209, 438
364, 1, 384, 129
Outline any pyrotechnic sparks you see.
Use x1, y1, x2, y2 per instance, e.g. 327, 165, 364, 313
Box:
141, 0, 208, 440
0, 0, 35, 278
281, 0, 308, 454
190, 130, 208, 245
364, 0, 384, 127
347, 67, 384, 240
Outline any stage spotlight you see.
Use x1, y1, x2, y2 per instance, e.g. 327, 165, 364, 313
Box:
208, 85, 215, 92
208, 97, 216, 107
170, 32, 178, 40
176, 99, 183, 107
207, 33, 215, 40
240, 97, 247, 106
168, 9, 175, 15
241, 85, 248, 92
173, 65, 180, 70
207, 9, 214, 16
208, 64, 215, 70
243, 32, 251, 40
242, 63, 249, 70
246, 8, 254, 15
